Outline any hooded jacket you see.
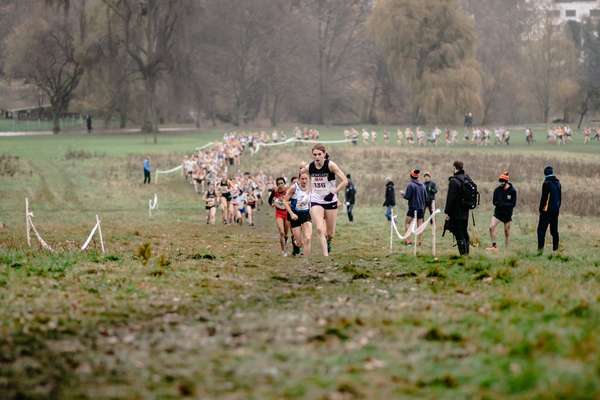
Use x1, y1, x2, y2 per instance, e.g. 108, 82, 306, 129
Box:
444, 170, 469, 220
493, 182, 517, 212
539, 176, 561, 214
403, 179, 427, 210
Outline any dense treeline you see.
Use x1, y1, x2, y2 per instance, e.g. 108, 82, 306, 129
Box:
1, 0, 600, 133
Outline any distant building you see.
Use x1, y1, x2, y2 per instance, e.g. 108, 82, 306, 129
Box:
542, 0, 600, 22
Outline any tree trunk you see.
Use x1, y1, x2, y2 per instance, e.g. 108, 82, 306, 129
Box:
119, 108, 128, 129
270, 94, 280, 127
367, 83, 378, 124
142, 75, 158, 137
52, 110, 60, 134
578, 105, 588, 129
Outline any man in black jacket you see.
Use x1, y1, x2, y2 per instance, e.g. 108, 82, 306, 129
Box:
487, 171, 517, 251
444, 161, 470, 255
345, 174, 356, 222
383, 177, 396, 221
537, 166, 561, 254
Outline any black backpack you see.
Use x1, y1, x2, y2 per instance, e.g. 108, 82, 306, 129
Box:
454, 175, 480, 210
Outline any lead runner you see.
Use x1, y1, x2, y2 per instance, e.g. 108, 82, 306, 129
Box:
305, 144, 348, 256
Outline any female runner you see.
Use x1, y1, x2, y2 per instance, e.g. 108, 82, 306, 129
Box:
285, 170, 312, 257
204, 184, 218, 224
218, 177, 233, 224
269, 177, 290, 256
305, 144, 348, 256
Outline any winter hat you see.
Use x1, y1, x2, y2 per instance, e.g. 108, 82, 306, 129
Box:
544, 166, 554, 177
423, 171, 431, 178
499, 171, 510, 182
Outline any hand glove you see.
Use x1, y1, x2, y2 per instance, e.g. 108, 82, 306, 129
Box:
324, 193, 334, 202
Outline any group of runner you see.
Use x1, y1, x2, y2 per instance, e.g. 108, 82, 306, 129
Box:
269, 144, 348, 257
175, 132, 352, 258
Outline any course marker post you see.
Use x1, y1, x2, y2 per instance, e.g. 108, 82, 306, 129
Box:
97, 215, 105, 254
432, 200, 437, 257
25, 198, 31, 247
413, 210, 418, 257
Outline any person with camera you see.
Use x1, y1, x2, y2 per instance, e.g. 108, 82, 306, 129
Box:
444, 161, 478, 255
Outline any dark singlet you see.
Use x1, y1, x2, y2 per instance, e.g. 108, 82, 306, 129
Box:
309, 160, 337, 205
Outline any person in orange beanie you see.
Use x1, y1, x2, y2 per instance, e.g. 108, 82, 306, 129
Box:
487, 171, 517, 251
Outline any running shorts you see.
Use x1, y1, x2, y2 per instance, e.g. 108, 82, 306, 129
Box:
311, 202, 338, 210
290, 211, 311, 228
407, 208, 425, 219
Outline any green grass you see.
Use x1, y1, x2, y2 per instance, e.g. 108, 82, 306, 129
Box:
0, 128, 599, 399
0, 118, 83, 132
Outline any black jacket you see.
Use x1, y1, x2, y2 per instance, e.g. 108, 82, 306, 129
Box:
424, 181, 438, 202
383, 182, 396, 207
444, 170, 469, 220
493, 183, 517, 212
345, 180, 356, 204
539, 176, 561, 214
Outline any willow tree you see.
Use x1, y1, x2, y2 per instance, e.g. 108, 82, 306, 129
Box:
369, 0, 482, 124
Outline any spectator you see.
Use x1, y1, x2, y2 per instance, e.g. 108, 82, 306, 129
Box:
423, 171, 438, 222
487, 171, 517, 251
537, 166, 561, 254
383, 177, 396, 221
86, 114, 93, 134
400, 169, 426, 245
444, 161, 471, 255
143, 156, 151, 184
345, 174, 356, 222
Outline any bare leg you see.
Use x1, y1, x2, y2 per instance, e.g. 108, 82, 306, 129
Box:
416, 218, 424, 245
405, 216, 414, 244
302, 222, 313, 257
310, 206, 328, 256
504, 222, 511, 248
276, 217, 287, 254
489, 216, 500, 248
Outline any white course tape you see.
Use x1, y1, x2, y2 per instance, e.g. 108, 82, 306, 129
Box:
149, 193, 158, 217
155, 164, 183, 183
25, 198, 54, 252
81, 215, 105, 253
389, 208, 441, 255
195, 142, 216, 151
253, 138, 352, 154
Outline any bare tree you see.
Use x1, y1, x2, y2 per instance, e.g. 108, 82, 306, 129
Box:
103, 0, 182, 139
306, 0, 370, 124
4, 9, 97, 133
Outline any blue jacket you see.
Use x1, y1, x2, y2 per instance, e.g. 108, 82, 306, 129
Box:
143, 159, 151, 171
404, 180, 426, 210
539, 176, 561, 214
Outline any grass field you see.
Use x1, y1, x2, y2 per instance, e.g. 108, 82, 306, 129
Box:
1, 127, 599, 399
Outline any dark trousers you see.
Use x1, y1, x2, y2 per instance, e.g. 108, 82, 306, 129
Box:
451, 218, 469, 255
537, 212, 559, 251
144, 169, 151, 184
426, 200, 434, 223
347, 203, 354, 222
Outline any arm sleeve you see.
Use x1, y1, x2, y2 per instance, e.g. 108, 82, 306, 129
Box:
492, 188, 499, 207
431, 182, 438, 194
403, 184, 412, 201
444, 179, 458, 215
539, 182, 548, 213
510, 188, 517, 208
